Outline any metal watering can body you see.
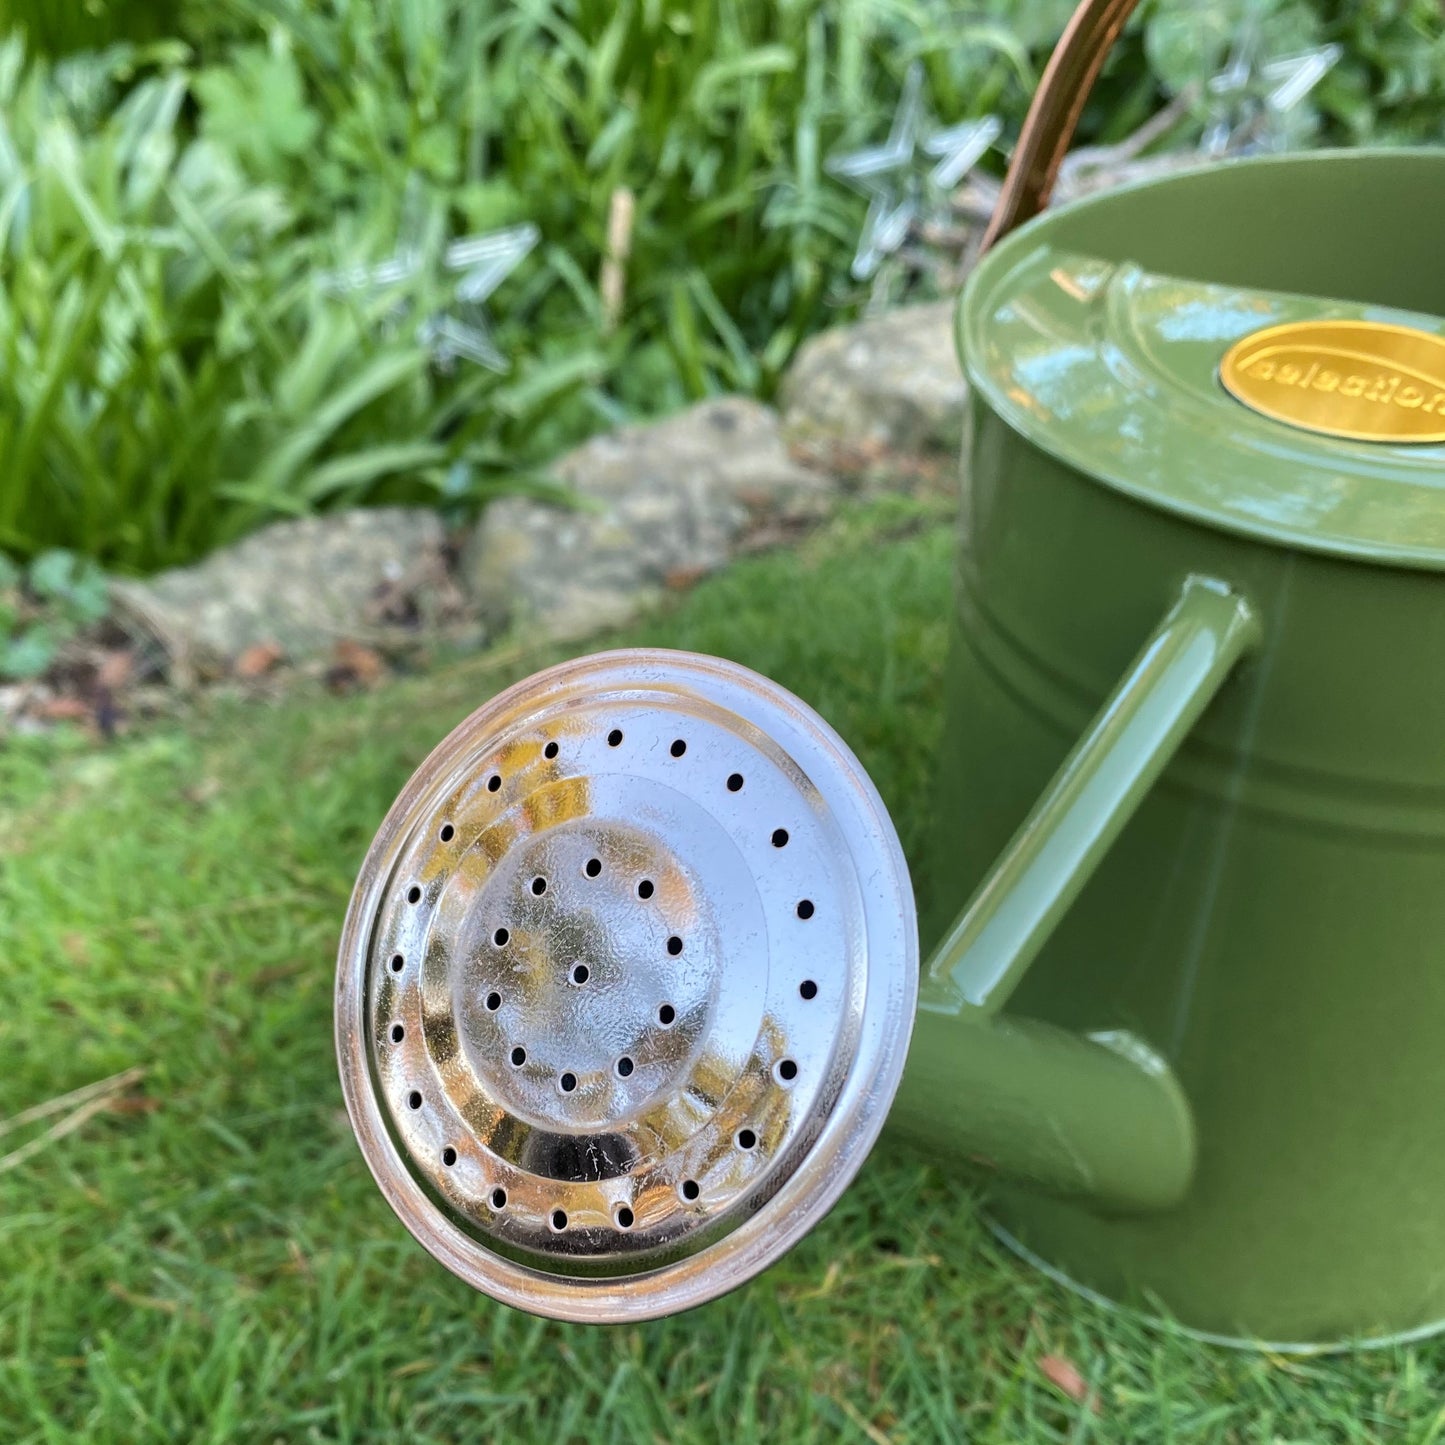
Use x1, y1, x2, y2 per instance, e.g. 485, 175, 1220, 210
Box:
899, 145, 1445, 1347
335, 0, 1445, 1347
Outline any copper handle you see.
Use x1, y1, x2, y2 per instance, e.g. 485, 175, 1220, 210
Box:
980, 0, 1145, 252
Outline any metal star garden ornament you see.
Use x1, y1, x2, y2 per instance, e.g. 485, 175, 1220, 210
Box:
422, 224, 541, 372
826, 63, 1001, 281
323, 218, 539, 373
1201, 2, 1342, 156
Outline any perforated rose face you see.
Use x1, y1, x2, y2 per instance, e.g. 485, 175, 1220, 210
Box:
335, 650, 917, 1322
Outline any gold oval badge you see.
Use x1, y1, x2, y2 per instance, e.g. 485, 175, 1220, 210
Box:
1220, 319, 1445, 444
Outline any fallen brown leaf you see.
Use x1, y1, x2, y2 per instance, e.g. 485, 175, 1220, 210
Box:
233, 640, 285, 680
1038, 1353, 1089, 1403
326, 638, 386, 692
664, 564, 709, 591
34, 695, 91, 722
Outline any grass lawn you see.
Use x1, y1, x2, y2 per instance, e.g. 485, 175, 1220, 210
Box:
1, 495, 1439, 1443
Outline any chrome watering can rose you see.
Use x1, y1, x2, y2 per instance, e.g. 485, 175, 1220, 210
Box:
335, 651, 917, 1323
337, 0, 1445, 1348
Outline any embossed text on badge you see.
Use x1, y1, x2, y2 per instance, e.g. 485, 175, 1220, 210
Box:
1220, 319, 1445, 444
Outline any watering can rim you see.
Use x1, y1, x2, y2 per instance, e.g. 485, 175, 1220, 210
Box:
957, 146, 1445, 574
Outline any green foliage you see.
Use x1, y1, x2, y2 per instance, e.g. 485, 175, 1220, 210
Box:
0, 0, 183, 57
1138, 0, 1445, 146
0, 3, 1030, 574
0, 0, 1440, 576
0, 40, 574, 573
1312, 0, 1445, 142
0, 547, 109, 679
192, 44, 319, 178
190, 0, 1033, 415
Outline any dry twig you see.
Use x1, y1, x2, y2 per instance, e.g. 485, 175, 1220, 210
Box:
0, 1065, 147, 1174
600, 186, 636, 333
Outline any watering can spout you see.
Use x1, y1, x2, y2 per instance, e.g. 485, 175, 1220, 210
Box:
894, 577, 1260, 1214
893, 1013, 1196, 1214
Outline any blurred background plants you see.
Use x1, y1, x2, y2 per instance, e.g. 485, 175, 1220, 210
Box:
0, 0, 1441, 574
0, 547, 108, 679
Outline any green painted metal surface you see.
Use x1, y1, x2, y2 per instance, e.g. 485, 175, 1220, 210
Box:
925, 577, 1260, 1015
961, 250, 1445, 565
899, 149, 1445, 1346
892, 1012, 1197, 1216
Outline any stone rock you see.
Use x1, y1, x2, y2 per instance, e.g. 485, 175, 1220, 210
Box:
111, 507, 450, 670
780, 300, 967, 460
464, 397, 833, 639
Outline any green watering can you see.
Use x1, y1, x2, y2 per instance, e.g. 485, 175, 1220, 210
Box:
335, 0, 1445, 1348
